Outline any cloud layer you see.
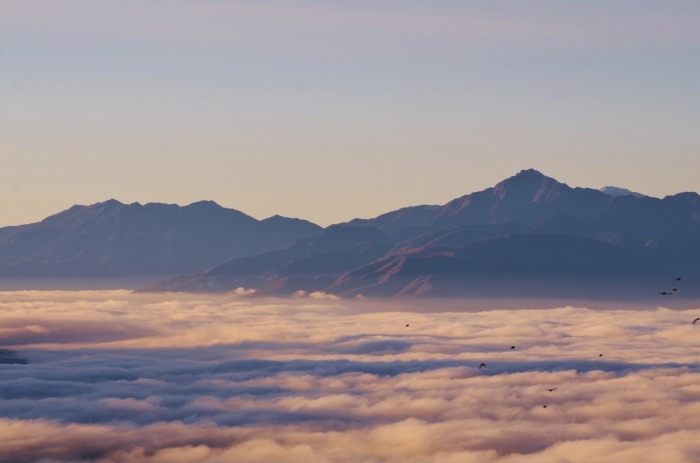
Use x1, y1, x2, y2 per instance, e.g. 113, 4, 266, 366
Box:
1, 291, 700, 462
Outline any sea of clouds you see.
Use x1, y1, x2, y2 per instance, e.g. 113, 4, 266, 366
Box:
2, 291, 700, 463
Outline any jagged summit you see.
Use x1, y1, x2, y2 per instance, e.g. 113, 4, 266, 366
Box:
101, 198, 125, 207
342, 169, 560, 234
492, 169, 565, 201
496, 169, 559, 189
341, 168, 612, 233
428, 169, 609, 229
509, 168, 548, 180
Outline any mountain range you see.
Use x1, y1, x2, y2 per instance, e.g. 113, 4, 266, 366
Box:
2, 169, 698, 298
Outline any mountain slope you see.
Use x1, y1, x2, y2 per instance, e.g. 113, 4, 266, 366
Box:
344, 205, 441, 235
328, 234, 669, 298
144, 226, 394, 292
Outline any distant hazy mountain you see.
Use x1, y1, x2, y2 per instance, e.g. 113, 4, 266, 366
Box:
600, 186, 648, 198
147, 168, 700, 298
0, 200, 322, 278
6, 169, 698, 298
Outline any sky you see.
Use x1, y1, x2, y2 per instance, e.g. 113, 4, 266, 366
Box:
2, 1, 700, 227
2, 291, 700, 462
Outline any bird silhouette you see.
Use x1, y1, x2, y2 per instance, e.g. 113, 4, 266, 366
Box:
510, 346, 515, 350
599, 354, 603, 357
546, 388, 557, 392
543, 405, 548, 408
673, 288, 678, 292
405, 324, 410, 327
479, 363, 486, 369
677, 277, 682, 281
693, 318, 700, 325
658, 292, 672, 296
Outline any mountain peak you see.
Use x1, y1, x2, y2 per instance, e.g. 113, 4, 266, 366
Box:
187, 200, 222, 209
500, 169, 554, 187
99, 199, 125, 208
514, 168, 546, 178
494, 169, 562, 198
429, 169, 611, 228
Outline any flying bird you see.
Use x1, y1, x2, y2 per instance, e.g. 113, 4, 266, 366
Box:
599, 354, 603, 357
692, 318, 700, 325
658, 292, 673, 296
405, 324, 410, 327
673, 288, 678, 292
479, 363, 486, 369
543, 405, 548, 408
677, 277, 682, 281
510, 346, 515, 350
546, 388, 557, 392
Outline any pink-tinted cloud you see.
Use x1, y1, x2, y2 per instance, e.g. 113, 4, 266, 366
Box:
1, 291, 700, 461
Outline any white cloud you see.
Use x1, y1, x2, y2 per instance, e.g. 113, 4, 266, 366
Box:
308, 291, 341, 300
231, 287, 256, 296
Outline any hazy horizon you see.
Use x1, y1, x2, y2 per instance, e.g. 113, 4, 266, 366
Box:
3, 1, 700, 227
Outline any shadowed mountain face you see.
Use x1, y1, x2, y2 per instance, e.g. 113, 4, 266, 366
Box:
145, 226, 394, 292
328, 234, 669, 298
0, 200, 322, 277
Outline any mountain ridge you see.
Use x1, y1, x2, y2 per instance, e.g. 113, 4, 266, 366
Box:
142, 169, 700, 298
2, 169, 699, 298
0, 200, 322, 278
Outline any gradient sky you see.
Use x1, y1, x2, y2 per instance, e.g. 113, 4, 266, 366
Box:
2, 1, 699, 227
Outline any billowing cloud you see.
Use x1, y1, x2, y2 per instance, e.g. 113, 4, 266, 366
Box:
1, 291, 700, 462
308, 291, 341, 300
231, 287, 256, 296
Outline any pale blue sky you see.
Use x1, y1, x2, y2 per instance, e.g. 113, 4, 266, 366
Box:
2, 1, 699, 226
